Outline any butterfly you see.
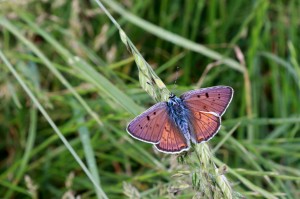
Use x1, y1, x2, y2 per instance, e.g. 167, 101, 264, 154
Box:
126, 86, 233, 154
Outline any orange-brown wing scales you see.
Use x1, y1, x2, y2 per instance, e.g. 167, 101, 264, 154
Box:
181, 86, 233, 116
184, 93, 232, 115
135, 111, 156, 139
127, 102, 168, 143
186, 99, 228, 113
191, 111, 221, 143
155, 120, 189, 153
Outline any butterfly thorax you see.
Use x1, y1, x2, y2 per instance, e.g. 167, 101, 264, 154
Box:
167, 95, 192, 142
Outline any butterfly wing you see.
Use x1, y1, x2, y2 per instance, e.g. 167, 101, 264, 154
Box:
181, 86, 233, 143
189, 111, 221, 143
181, 86, 233, 116
155, 119, 189, 153
127, 102, 169, 144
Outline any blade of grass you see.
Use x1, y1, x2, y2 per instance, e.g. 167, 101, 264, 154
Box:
234, 169, 300, 181
71, 99, 102, 199
224, 117, 300, 126
0, 50, 108, 199
0, 17, 105, 126
18, 14, 143, 115
156, 52, 185, 75
0, 180, 30, 197
212, 122, 240, 154
213, 158, 277, 199
95, 0, 171, 102
100, 0, 245, 73
4, 107, 37, 198
260, 51, 300, 89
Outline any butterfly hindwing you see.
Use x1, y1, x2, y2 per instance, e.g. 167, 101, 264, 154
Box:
155, 119, 189, 153
127, 102, 168, 144
181, 86, 233, 116
189, 111, 221, 143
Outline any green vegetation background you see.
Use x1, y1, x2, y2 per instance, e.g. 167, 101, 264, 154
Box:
0, 0, 299, 198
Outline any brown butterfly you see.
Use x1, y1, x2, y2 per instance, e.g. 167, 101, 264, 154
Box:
127, 86, 233, 153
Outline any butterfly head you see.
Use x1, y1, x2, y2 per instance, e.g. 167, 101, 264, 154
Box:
169, 92, 176, 99
168, 93, 182, 107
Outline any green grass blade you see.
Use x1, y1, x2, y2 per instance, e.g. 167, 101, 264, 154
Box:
100, 0, 245, 73
0, 50, 108, 199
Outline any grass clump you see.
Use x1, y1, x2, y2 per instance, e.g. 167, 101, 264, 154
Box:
0, 0, 299, 198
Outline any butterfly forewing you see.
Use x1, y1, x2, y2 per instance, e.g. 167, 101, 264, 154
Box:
181, 86, 233, 116
190, 111, 221, 143
127, 102, 168, 144
155, 119, 189, 153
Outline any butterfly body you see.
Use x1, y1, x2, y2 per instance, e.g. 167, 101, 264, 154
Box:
127, 86, 233, 154
167, 94, 193, 144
